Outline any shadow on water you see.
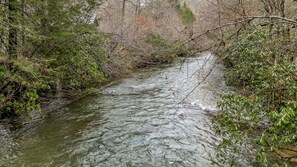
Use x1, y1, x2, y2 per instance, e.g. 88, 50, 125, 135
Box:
1, 53, 244, 167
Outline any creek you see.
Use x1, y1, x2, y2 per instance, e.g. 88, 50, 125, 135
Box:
1, 53, 240, 167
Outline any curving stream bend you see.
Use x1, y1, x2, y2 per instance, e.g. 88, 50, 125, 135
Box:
1, 53, 238, 167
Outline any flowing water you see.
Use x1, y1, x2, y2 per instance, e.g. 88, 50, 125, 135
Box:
1, 53, 237, 167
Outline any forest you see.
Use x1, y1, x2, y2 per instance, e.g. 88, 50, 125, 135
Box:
0, 0, 296, 166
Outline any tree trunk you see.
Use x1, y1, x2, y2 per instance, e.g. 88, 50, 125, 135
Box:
136, 0, 141, 16
0, 0, 3, 53
120, 0, 126, 35
217, 0, 224, 39
8, 0, 18, 58
21, 0, 25, 54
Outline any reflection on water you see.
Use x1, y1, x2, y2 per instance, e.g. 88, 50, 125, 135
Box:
1, 53, 236, 167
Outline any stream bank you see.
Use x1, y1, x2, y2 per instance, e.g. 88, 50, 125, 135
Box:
0, 53, 244, 167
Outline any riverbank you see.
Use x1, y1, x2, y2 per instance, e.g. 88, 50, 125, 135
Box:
0, 49, 193, 132
0, 31, 191, 125
212, 29, 297, 166
0, 52, 192, 166
0, 53, 236, 167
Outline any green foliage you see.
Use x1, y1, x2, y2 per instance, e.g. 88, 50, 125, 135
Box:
169, 0, 196, 24
0, 0, 190, 118
44, 31, 107, 89
0, 58, 54, 117
180, 2, 196, 24
0, 0, 106, 117
213, 29, 297, 165
143, 33, 188, 64
145, 33, 169, 47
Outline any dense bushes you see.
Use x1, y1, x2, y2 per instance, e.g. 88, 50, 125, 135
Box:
0, 58, 52, 117
169, 0, 196, 24
0, 0, 190, 119
105, 33, 189, 69
0, 35, 107, 118
0, 0, 106, 118
213, 29, 297, 165
0, 0, 193, 120
45, 32, 107, 90
142, 33, 188, 64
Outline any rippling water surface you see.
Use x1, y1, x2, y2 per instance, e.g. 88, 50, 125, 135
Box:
2, 53, 236, 167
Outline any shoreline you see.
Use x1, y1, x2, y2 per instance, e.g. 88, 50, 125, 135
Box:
0, 53, 193, 131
